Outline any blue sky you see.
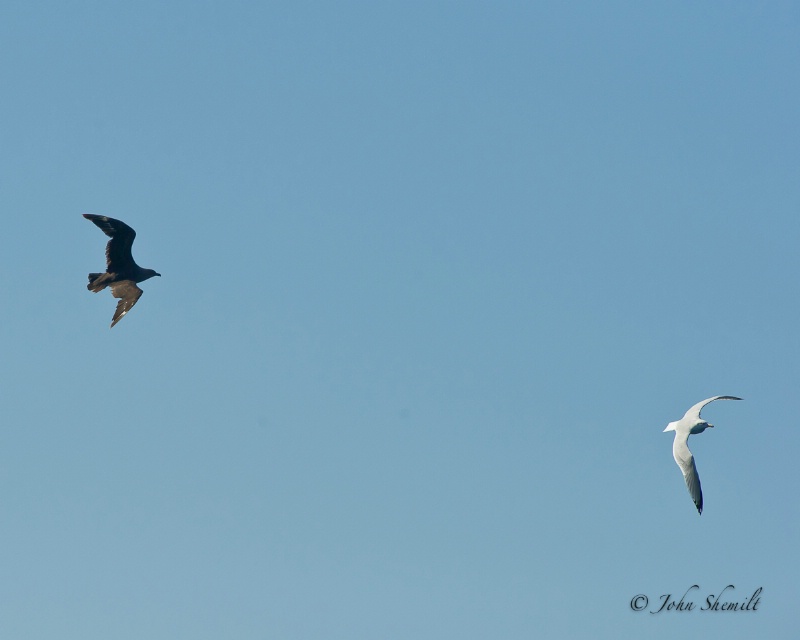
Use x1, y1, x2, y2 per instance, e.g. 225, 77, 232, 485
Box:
1, 1, 798, 638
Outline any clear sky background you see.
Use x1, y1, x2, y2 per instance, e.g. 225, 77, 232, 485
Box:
1, 1, 798, 638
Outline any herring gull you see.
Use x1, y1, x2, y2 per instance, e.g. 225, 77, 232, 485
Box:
663, 396, 742, 514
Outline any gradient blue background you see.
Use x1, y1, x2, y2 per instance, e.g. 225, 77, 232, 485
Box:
1, 2, 798, 638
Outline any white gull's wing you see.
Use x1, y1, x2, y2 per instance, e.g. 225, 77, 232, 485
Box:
672, 432, 703, 514
683, 395, 742, 422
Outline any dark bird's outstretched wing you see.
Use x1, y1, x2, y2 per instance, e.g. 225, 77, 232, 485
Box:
83, 214, 138, 273
109, 281, 143, 328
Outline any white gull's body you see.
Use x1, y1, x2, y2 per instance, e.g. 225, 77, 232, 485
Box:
663, 396, 742, 514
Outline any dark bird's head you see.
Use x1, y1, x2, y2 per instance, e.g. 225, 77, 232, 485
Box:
142, 268, 161, 281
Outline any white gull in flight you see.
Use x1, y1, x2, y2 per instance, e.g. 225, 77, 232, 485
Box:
663, 395, 742, 514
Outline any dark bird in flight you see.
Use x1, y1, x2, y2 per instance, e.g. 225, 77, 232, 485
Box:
83, 214, 161, 327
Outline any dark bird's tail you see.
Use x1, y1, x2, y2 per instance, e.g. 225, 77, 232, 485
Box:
87, 272, 113, 292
